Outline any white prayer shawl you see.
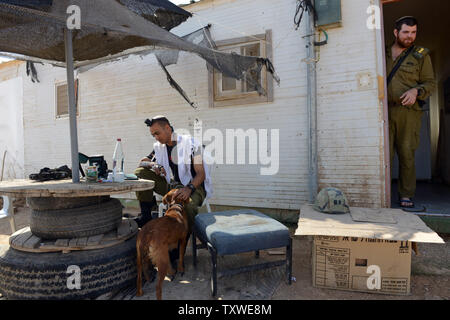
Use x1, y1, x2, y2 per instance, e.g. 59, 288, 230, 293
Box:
153, 134, 213, 200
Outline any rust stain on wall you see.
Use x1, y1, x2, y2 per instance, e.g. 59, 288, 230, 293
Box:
0, 61, 23, 82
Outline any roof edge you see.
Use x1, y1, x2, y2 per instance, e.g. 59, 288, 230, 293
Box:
0, 60, 24, 70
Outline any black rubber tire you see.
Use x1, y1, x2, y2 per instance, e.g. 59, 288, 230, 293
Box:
0, 236, 137, 300
30, 198, 123, 239
27, 196, 110, 211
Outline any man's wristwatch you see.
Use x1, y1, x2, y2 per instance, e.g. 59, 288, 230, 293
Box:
187, 183, 196, 194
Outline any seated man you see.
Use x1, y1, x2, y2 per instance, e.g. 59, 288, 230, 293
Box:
134, 115, 213, 231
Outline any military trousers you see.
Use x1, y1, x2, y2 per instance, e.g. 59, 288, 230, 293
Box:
134, 167, 206, 232
388, 105, 423, 199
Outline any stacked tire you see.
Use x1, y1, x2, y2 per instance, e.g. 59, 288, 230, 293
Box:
0, 196, 137, 300
29, 196, 122, 239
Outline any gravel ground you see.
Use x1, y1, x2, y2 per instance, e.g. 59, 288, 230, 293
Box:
0, 206, 448, 300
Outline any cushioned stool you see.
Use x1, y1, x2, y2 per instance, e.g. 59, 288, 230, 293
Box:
192, 209, 292, 296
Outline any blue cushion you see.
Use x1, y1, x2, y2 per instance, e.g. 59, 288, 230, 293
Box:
194, 209, 290, 255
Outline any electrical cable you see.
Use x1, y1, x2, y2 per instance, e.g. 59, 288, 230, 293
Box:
294, 0, 317, 30
314, 28, 328, 46
294, 1, 328, 47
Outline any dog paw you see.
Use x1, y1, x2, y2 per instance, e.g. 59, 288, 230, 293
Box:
136, 290, 143, 297
177, 267, 185, 276
169, 273, 177, 281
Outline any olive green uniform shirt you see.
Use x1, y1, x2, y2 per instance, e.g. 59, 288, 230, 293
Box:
386, 44, 435, 198
386, 45, 435, 110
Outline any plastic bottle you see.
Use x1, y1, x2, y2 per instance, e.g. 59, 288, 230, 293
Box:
112, 138, 124, 181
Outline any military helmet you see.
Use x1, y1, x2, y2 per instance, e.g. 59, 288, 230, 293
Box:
313, 187, 350, 214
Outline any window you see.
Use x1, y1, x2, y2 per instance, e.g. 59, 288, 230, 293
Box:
209, 30, 274, 108
56, 80, 79, 118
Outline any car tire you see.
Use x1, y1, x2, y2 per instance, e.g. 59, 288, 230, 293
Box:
30, 198, 123, 239
26, 196, 110, 211
0, 236, 137, 300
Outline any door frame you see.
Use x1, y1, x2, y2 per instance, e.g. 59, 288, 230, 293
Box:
376, 0, 397, 207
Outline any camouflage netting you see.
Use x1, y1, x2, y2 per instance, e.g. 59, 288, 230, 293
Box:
118, 0, 192, 31
0, 0, 279, 98
0, 0, 191, 30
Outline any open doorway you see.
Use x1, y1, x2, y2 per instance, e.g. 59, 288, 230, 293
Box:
382, 0, 450, 216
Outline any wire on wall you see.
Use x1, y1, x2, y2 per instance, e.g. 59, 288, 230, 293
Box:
294, 0, 317, 30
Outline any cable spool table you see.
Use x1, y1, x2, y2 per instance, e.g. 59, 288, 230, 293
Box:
0, 179, 154, 300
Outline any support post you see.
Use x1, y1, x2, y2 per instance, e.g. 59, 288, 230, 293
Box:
306, 3, 318, 203
64, 28, 80, 183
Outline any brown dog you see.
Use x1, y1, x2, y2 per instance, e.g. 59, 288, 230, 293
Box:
136, 188, 189, 300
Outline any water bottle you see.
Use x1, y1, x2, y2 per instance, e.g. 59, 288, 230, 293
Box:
112, 138, 124, 182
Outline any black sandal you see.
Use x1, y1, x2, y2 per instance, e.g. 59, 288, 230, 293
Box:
399, 198, 415, 208
399, 197, 426, 212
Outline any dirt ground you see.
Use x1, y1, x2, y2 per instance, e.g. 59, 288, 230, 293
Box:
0, 206, 448, 300
272, 231, 449, 300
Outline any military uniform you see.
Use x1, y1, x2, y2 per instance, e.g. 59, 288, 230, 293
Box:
386, 45, 435, 199
134, 167, 206, 233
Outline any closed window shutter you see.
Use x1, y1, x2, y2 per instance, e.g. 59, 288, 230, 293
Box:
56, 83, 69, 116
56, 80, 78, 117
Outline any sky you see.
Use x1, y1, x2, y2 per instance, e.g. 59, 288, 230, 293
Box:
0, 1, 191, 63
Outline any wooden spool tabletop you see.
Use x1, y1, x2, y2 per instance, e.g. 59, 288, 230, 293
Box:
0, 179, 154, 198
10, 219, 138, 253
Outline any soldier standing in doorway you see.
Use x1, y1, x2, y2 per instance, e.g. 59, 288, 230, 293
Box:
386, 16, 435, 209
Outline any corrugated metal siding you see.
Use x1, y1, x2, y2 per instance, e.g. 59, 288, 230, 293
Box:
0, 62, 25, 179
19, 0, 384, 210
315, 0, 385, 207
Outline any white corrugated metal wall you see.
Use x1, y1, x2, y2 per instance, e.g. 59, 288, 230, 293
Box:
0, 61, 24, 180
314, 0, 386, 208
16, 0, 385, 211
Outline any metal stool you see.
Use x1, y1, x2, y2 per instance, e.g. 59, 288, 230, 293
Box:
192, 209, 292, 297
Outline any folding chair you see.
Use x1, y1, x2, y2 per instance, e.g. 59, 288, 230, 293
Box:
0, 196, 16, 234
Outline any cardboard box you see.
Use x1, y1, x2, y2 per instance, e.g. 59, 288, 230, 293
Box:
312, 235, 412, 295
296, 205, 444, 295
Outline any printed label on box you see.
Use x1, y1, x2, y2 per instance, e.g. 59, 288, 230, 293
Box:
381, 278, 408, 294
315, 236, 339, 242
351, 276, 409, 294
399, 241, 410, 254
315, 246, 350, 288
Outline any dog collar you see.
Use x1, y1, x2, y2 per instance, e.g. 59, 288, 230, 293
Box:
169, 203, 184, 211
167, 203, 184, 219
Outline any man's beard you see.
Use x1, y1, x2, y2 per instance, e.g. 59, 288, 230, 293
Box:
396, 36, 414, 49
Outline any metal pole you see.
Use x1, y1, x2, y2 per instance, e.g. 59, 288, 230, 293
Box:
306, 3, 318, 203
64, 28, 80, 183
1, 150, 6, 182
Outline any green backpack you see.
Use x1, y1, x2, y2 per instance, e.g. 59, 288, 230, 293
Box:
313, 187, 350, 214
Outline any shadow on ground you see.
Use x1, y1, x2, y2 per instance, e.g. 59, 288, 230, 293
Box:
0, 207, 448, 300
